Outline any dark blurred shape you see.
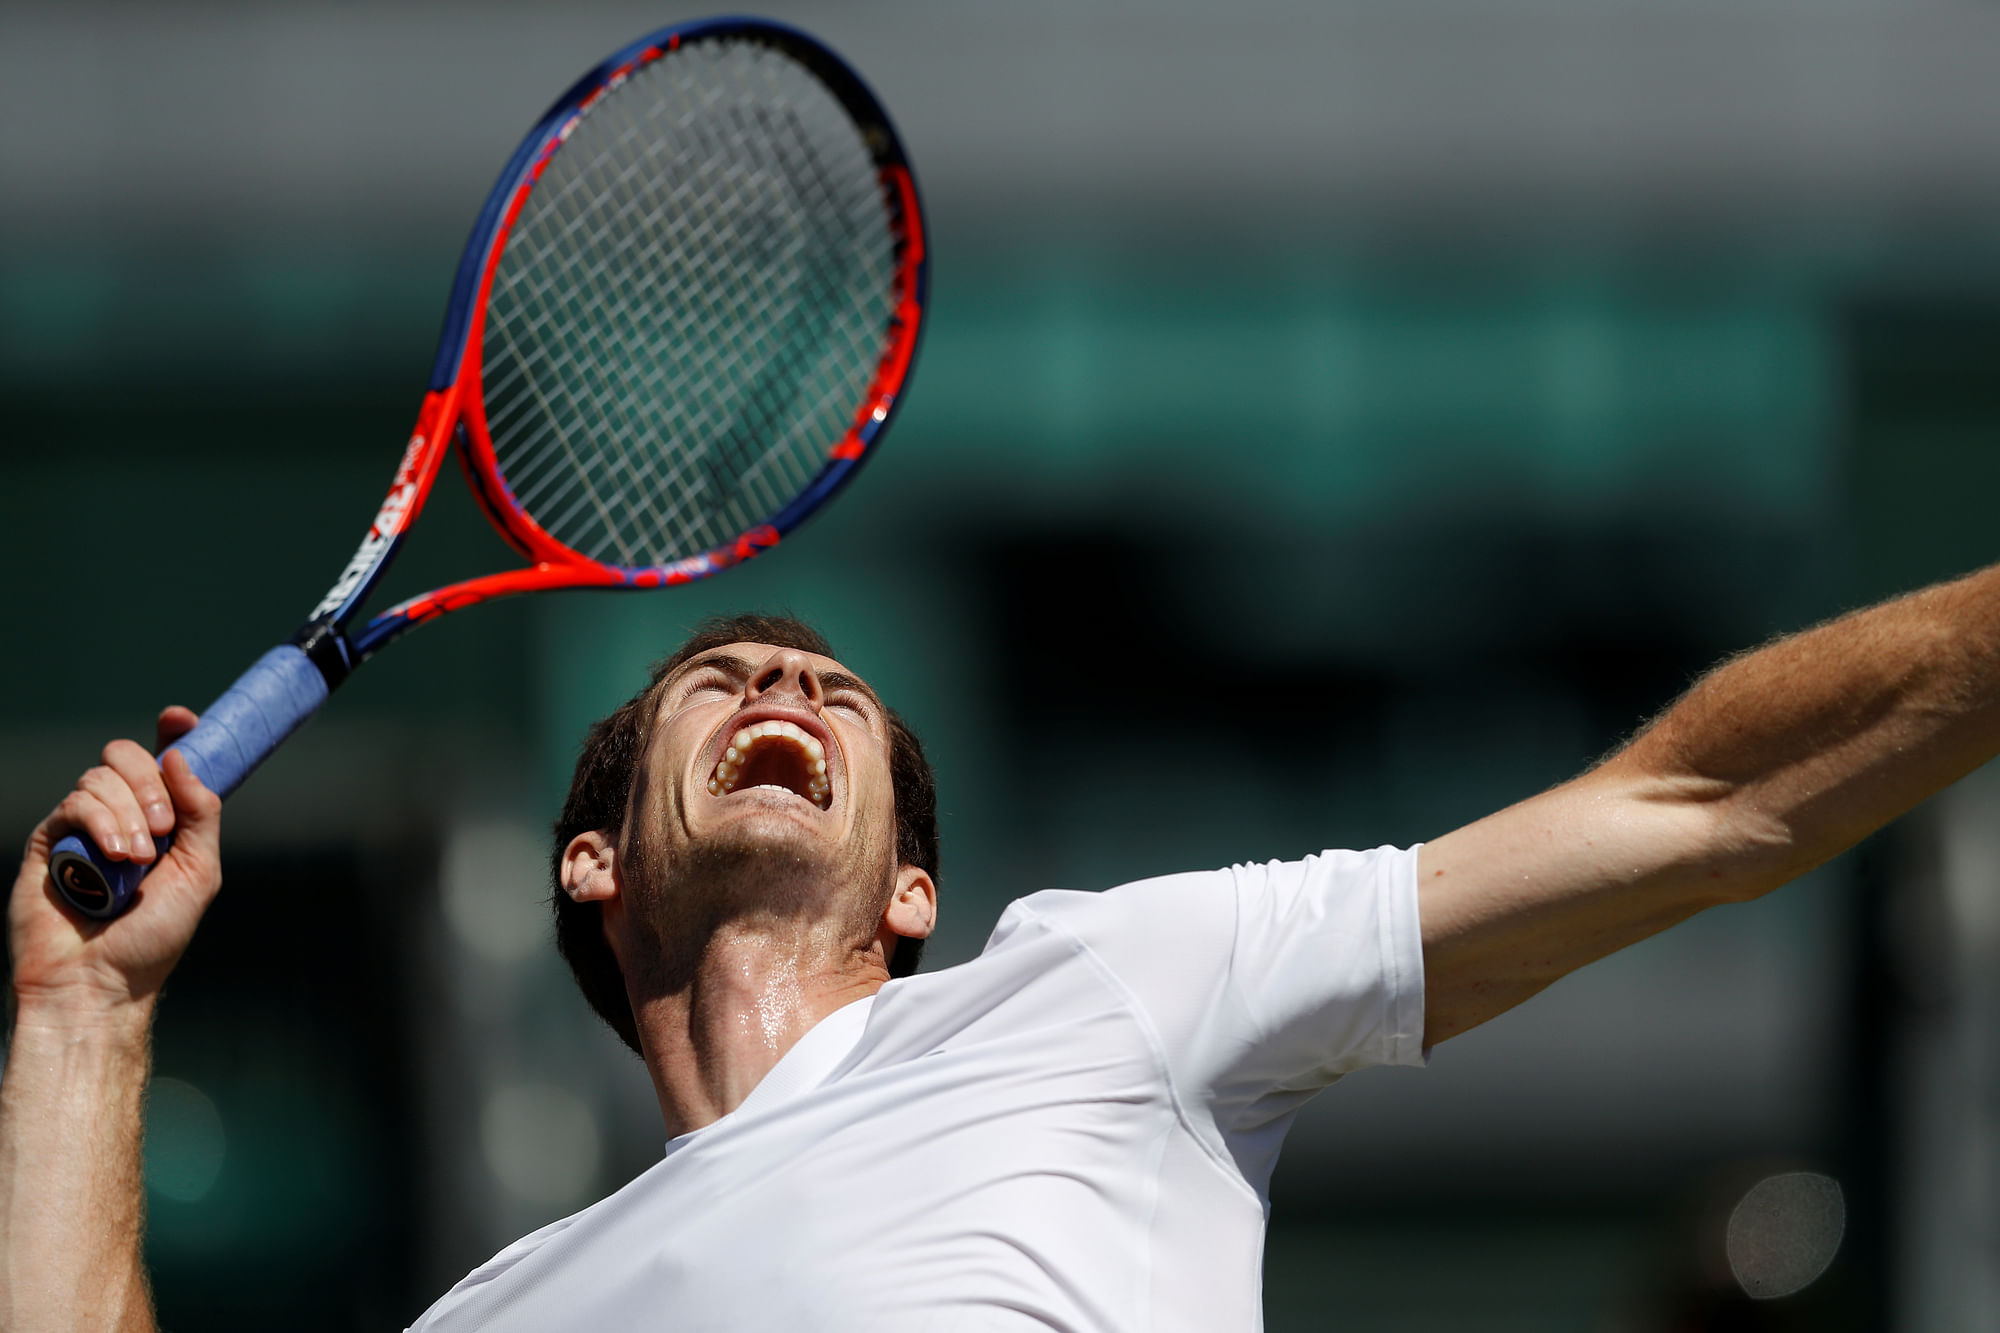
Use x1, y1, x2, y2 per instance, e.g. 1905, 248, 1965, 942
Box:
971, 513, 1800, 886
1838, 294, 2000, 1333
1841, 296, 2000, 604
137, 843, 427, 1331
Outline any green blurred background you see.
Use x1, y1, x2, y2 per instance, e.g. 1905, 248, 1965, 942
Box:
4, 2, 2000, 1329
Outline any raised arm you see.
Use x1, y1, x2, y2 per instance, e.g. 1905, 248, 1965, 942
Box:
1418, 563, 2000, 1045
1, 709, 220, 1333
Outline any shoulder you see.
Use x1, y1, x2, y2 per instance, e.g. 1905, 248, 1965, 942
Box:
983, 849, 1414, 961
982, 868, 1237, 954
978, 848, 1423, 1062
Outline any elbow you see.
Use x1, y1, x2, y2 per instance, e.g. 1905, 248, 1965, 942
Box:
1612, 761, 1804, 905
1652, 771, 1831, 904
1705, 798, 1804, 902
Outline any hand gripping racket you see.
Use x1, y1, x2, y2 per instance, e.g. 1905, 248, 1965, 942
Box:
50, 17, 927, 920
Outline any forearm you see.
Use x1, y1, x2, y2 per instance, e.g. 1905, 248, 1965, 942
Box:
1420, 564, 2000, 1044
1620, 562, 2000, 887
0, 1000, 158, 1333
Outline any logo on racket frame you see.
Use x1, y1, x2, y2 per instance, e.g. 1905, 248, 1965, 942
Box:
311, 432, 435, 620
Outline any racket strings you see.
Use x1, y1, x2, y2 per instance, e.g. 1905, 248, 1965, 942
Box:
686, 104, 870, 520
489, 53, 845, 550
480, 39, 898, 569
498, 116, 871, 558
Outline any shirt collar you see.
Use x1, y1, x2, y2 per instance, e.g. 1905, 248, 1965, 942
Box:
663, 993, 876, 1155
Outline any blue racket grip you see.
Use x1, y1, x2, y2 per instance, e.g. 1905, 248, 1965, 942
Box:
47, 645, 331, 921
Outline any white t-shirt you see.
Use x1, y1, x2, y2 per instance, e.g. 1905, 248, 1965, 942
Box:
410, 846, 1427, 1332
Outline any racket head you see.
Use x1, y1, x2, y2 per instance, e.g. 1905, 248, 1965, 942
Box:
435, 17, 927, 592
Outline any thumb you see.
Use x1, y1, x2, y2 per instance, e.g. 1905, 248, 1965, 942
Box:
159, 748, 223, 870
156, 705, 200, 753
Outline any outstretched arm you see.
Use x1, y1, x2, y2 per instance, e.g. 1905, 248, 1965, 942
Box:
1419, 563, 2000, 1045
0, 709, 221, 1333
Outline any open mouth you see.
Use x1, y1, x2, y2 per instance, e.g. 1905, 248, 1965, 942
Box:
706, 720, 831, 810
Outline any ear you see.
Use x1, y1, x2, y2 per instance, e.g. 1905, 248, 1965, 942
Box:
881, 863, 937, 943
561, 830, 621, 904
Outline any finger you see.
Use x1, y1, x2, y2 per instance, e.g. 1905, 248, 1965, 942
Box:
51, 788, 135, 863
75, 765, 155, 863
102, 739, 174, 842
155, 705, 199, 752
159, 750, 222, 868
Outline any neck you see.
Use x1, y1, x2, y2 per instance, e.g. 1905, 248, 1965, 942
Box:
630, 919, 888, 1139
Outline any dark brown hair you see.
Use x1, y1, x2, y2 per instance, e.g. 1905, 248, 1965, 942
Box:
550, 613, 939, 1055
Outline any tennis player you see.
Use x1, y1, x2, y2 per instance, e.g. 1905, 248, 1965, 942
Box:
7, 576, 2000, 1329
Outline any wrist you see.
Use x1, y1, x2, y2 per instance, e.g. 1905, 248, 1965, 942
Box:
9, 984, 156, 1042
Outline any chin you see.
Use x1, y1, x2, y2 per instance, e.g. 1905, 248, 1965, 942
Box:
667, 815, 849, 914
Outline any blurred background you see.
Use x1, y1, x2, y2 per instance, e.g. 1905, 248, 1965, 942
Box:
3, 0, 1998, 1328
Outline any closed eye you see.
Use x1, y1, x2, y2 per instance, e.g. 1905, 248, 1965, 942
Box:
824, 691, 875, 725
675, 667, 740, 704
817, 670, 880, 720
667, 653, 758, 702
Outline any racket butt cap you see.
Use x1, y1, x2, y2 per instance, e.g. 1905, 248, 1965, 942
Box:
48, 837, 143, 920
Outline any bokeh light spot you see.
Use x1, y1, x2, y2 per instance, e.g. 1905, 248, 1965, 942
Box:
144, 1077, 226, 1204
443, 820, 550, 964
480, 1082, 602, 1206
1725, 1170, 1845, 1300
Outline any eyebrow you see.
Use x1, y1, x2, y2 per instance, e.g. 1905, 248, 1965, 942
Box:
672, 652, 881, 710
675, 652, 755, 686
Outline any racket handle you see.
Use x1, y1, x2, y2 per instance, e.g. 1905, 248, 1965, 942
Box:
48, 645, 332, 920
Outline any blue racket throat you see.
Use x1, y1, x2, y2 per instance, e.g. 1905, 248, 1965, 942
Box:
49, 645, 337, 919
46, 17, 926, 923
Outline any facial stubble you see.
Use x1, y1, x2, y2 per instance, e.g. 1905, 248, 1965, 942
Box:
618, 778, 896, 1002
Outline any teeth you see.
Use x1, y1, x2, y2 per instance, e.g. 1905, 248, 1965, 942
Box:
707, 719, 832, 809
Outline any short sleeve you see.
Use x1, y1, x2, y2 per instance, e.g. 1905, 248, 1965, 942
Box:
997, 846, 1426, 1190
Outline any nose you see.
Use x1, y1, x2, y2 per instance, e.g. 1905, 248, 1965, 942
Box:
743, 649, 823, 711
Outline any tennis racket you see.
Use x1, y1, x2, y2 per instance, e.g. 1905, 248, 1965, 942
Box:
49, 16, 927, 920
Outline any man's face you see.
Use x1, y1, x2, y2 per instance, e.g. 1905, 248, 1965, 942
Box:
621, 641, 901, 932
